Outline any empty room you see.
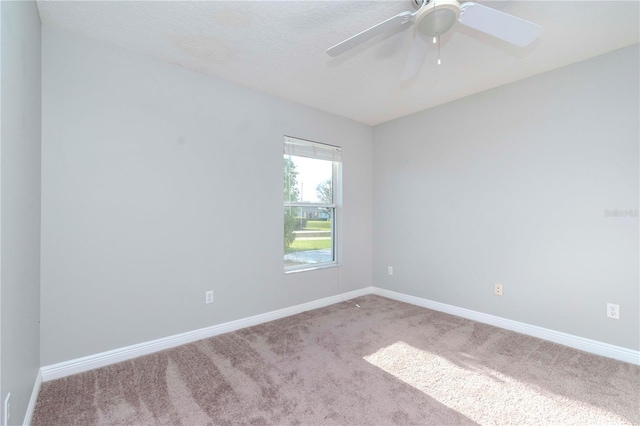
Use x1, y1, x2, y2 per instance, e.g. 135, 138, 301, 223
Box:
1, 0, 639, 424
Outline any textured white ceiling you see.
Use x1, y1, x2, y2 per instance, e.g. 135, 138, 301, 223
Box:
37, 0, 640, 126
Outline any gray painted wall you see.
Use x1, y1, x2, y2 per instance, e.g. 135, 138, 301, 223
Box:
1, 1, 42, 424
373, 45, 639, 350
40, 28, 373, 365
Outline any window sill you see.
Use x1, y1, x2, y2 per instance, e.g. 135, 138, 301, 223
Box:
284, 262, 339, 274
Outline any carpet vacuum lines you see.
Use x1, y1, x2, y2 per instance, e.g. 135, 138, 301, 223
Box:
32, 295, 640, 425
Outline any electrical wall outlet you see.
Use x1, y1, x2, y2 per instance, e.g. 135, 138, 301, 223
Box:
205, 291, 214, 304
387, 266, 393, 276
494, 283, 503, 296
4, 393, 10, 425
607, 303, 620, 319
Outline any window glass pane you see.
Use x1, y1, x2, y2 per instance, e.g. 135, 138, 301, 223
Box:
284, 155, 333, 204
284, 208, 334, 267
284, 144, 338, 271
284, 157, 299, 203
284, 137, 341, 271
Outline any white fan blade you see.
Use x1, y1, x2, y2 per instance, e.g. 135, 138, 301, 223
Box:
327, 11, 413, 57
401, 35, 429, 82
458, 2, 543, 47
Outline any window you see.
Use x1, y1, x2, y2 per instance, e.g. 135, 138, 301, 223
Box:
284, 136, 341, 272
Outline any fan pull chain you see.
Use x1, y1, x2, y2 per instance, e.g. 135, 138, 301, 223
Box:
434, 1, 441, 65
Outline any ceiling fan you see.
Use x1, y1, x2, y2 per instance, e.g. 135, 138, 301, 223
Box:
327, 0, 543, 81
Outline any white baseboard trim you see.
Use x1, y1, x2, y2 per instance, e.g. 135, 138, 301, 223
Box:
23, 369, 42, 426
40, 285, 638, 382
41, 286, 373, 382
372, 287, 640, 366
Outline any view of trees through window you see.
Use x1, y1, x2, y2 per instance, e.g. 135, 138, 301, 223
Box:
284, 154, 336, 269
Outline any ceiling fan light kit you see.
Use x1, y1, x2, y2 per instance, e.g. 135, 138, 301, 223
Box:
415, 0, 460, 38
327, 0, 543, 81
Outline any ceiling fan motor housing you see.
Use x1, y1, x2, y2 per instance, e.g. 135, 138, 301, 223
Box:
415, 0, 461, 37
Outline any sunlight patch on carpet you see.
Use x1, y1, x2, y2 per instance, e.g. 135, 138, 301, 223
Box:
364, 341, 629, 425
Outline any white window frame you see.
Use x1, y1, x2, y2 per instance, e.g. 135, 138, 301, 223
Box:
284, 136, 342, 273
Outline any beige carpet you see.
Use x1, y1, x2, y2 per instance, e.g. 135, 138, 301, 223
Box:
33, 295, 639, 425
